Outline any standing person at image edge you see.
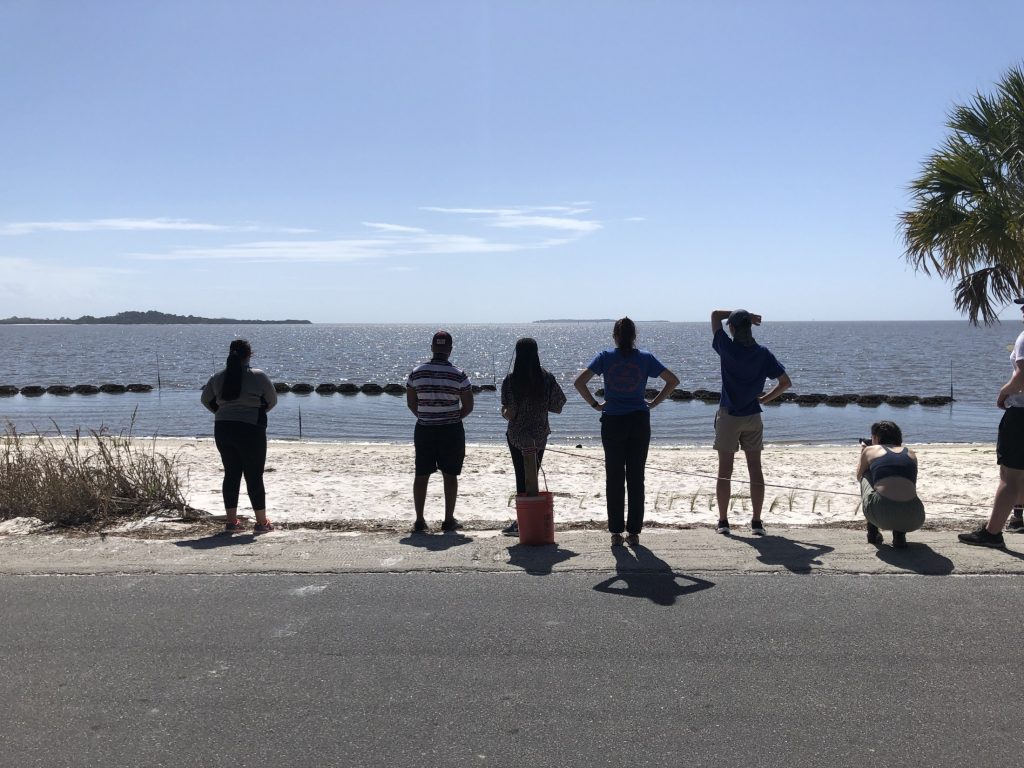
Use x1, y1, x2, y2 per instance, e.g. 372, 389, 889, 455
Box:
710, 309, 791, 536
406, 330, 474, 534
574, 317, 680, 547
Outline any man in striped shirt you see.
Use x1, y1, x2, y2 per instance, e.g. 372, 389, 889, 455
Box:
406, 330, 474, 533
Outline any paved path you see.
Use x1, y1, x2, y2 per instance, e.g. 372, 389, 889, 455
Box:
3, 571, 1022, 768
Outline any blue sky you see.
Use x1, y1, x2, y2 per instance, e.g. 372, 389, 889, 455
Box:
1, 0, 1022, 323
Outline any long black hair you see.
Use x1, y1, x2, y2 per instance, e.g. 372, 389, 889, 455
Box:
509, 337, 546, 403
222, 339, 252, 401
613, 317, 636, 355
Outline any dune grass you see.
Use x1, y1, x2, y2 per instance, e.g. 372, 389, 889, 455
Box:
0, 422, 189, 527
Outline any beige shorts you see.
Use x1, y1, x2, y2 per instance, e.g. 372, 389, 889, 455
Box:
713, 408, 764, 452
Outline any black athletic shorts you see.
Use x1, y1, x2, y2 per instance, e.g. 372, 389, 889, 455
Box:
414, 421, 466, 476
997, 407, 1024, 469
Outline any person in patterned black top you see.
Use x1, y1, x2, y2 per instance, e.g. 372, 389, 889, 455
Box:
405, 330, 474, 533
500, 337, 566, 533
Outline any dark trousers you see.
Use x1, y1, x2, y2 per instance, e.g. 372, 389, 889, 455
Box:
214, 420, 268, 510
601, 410, 651, 535
507, 436, 545, 494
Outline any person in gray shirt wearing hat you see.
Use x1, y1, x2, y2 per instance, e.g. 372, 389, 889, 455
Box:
710, 309, 791, 536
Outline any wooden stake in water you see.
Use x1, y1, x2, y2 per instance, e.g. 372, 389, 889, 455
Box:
950, 360, 954, 401
156, 354, 162, 391
298, 406, 303, 439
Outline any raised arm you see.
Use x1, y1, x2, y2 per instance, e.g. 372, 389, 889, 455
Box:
711, 310, 731, 334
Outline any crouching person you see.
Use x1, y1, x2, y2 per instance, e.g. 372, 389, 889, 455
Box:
856, 420, 925, 548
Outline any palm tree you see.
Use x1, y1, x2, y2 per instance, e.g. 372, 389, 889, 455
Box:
900, 65, 1024, 325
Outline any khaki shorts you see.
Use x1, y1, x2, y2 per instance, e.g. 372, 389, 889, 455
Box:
713, 408, 764, 452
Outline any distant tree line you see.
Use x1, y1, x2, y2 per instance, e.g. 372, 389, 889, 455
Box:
0, 310, 311, 325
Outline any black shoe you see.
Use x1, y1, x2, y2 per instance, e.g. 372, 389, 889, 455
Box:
750, 520, 766, 536
413, 519, 429, 534
867, 523, 883, 545
610, 533, 625, 546
958, 525, 1005, 548
501, 520, 519, 535
1006, 516, 1024, 533
892, 531, 908, 549
440, 518, 462, 533
715, 519, 730, 535
625, 533, 640, 547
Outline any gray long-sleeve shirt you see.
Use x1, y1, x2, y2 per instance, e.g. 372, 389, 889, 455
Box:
201, 367, 278, 426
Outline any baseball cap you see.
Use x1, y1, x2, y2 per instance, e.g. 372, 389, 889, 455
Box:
726, 309, 753, 327
432, 329, 453, 347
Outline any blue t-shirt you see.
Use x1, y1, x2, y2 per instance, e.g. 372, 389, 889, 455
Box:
587, 348, 666, 416
712, 329, 785, 416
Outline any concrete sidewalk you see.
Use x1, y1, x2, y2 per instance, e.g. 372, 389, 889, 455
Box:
2, 526, 1023, 575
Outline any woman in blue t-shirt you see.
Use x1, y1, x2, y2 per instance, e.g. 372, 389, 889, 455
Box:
574, 318, 680, 546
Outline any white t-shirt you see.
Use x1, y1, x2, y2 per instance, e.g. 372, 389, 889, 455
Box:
1006, 330, 1024, 408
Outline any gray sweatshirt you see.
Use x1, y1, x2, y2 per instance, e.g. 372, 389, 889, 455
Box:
201, 367, 278, 426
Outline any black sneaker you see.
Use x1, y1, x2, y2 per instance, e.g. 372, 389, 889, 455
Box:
715, 519, 730, 535
440, 518, 462, 533
625, 533, 640, 547
413, 519, 429, 534
867, 523, 883, 545
892, 531, 908, 549
750, 520, 766, 536
1006, 516, 1024, 533
501, 520, 519, 535
610, 533, 625, 546
958, 525, 1005, 548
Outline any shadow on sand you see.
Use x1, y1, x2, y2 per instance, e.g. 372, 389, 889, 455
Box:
874, 541, 955, 574
592, 544, 715, 606
398, 532, 472, 551
506, 544, 579, 575
730, 533, 834, 573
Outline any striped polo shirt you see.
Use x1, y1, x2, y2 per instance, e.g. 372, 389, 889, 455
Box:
406, 358, 472, 426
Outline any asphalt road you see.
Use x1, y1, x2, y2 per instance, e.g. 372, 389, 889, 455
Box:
3, 567, 1022, 768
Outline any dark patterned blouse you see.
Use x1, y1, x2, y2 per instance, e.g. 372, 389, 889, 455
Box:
500, 371, 567, 452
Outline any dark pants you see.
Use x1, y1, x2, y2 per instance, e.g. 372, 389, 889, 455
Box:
601, 410, 651, 535
214, 420, 268, 510
507, 436, 545, 494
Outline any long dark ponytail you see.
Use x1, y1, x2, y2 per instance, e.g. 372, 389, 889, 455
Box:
509, 337, 545, 403
614, 317, 636, 355
222, 339, 252, 401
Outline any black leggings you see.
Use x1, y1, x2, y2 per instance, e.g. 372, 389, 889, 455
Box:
601, 410, 651, 535
214, 420, 268, 510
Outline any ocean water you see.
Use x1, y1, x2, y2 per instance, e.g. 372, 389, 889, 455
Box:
0, 321, 1017, 445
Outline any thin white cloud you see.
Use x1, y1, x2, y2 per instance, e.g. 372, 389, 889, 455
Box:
421, 205, 602, 233
0, 218, 315, 236
362, 222, 427, 233
624, 216, 647, 222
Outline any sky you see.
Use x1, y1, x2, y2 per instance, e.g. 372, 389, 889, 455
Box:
1, 0, 1022, 323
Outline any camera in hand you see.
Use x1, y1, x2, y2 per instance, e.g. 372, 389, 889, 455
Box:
858, 437, 872, 447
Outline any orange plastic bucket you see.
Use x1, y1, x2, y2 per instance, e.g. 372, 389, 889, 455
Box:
515, 491, 555, 545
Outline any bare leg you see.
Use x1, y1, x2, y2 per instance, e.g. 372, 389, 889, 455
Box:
442, 472, 459, 521
225, 507, 238, 524
716, 451, 735, 520
413, 474, 429, 523
744, 450, 765, 521
253, 508, 268, 526
986, 466, 1024, 533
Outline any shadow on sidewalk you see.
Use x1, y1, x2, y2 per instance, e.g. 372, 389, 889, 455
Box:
174, 532, 258, 550
592, 544, 715, 606
731, 534, 834, 573
506, 544, 579, 575
398, 532, 472, 551
875, 542, 955, 574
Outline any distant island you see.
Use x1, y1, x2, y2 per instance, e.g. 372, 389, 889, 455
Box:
0, 310, 312, 325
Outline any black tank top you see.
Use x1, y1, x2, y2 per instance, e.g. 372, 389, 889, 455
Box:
869, 446, 917, 484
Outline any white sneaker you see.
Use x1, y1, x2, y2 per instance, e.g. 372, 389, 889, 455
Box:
751, 520, 766, 536
715, 520, 730, 534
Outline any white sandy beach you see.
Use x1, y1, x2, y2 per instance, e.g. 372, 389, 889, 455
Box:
165, 439, 996, 528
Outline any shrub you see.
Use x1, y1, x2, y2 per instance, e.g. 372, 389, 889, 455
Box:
0, 421, 188, 526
